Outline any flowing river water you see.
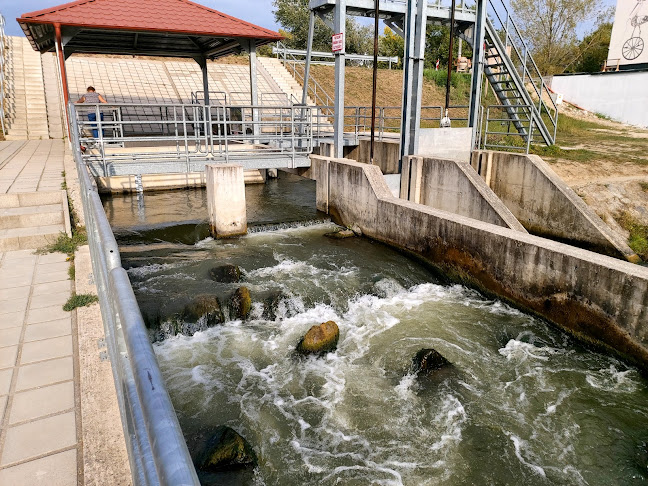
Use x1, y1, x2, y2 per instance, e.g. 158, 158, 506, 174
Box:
103, 173, 648, 486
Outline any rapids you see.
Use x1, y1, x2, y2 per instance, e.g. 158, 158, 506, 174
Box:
103, 174, 648, 485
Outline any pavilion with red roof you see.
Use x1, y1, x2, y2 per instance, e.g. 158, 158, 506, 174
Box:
17, 0, 283, 126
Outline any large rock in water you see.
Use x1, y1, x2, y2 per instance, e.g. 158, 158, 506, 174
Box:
209, 264, 241, 283
184, 294, 224, 326
229, 286, 252, 320
296, 321, 340, 355
324, 229, 355, 239
195, 425, 257, 472
411, 348, 451, 374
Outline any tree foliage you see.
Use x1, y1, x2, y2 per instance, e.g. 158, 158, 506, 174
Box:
273, 0, 373, 53
567, 22, 613, 73
510, 0, 602, 74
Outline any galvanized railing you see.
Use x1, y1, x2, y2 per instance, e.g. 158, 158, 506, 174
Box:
275, 41, 334, 107
481, 103, 540, 153
69, 102, 200, 486
486, 0, 559, 144
73, 102, 314, 175
311, 105, 470, 141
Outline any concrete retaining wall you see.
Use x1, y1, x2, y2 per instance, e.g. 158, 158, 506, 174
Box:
470, 150, 639, 262
309, 154, 648, 370
317, 138, 401, 174
549, 72, 648, 128
400, 155, 526, 232
418, 127, 473, 162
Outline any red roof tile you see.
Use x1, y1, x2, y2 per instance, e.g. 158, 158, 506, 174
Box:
19, 0, 282, 40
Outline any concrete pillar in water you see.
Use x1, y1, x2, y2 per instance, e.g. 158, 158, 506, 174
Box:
206, 164, 247, 238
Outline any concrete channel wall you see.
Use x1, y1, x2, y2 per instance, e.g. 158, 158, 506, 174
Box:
400, 155, 527, 232
470, 150, 639, 262
317, 139, 401, 174
308, 155, 648, 370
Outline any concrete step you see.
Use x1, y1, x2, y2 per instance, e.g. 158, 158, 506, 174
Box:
0, 204, 64, 230
0, 191, 65, 209
0, 224, 66, 251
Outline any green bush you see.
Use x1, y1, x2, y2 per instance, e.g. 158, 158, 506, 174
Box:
37, 227, 87, 257
615, 212, 648, 261
63, 293, 99, 312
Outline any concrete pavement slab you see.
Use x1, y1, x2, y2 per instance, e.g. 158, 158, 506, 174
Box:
0, 327, 22, 347
9, 381, 74, 424
24, 317, 71, 342
15, 356, 73, 391
20, 335, 72, 364
0, 369, 12, 395
0, 345, 18, 369
31, 280, 71, 296
0, 449, 77, 486
26, 305, 70, 325
1, 412, 76, 465
0, 311, 25, 329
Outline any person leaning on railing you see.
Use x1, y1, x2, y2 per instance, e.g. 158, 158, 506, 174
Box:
77, 86, 107, 138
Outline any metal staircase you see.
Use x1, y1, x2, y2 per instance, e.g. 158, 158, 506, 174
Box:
483, 0, 559, 146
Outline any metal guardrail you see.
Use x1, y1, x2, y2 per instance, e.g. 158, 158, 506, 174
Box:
68, 102, 200, 486
486, 0, 559, 144
273, 45, 399, 68
74, 102, 314, 175
481, 103, 539, 153
275, 41, 334, 107
0, 13, 6, 136
311, 104, 469, 141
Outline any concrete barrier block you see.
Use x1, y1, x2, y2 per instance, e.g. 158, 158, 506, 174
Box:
205, 164, 247, 238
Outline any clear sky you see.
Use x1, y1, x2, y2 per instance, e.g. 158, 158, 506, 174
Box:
1, 0, 616, 39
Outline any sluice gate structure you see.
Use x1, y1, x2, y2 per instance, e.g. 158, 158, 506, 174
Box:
6, 0, 647, 484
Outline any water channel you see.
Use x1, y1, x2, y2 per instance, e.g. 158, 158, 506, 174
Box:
102, 173, 648, 485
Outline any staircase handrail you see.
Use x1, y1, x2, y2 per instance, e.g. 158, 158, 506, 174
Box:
275, 41, 334, 107
486, 0, 558, 142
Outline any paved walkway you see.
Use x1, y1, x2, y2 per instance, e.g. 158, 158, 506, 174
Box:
0, 249, 79, 485
0, 140, 66, 194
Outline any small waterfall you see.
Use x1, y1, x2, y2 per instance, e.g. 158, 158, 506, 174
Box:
248, 218, 332, 233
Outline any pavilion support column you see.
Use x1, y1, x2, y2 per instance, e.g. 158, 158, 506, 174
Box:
195, 55, 210, 105
54, 23, 71, 140
247, 39, 259, 141
333, 0, 346, 158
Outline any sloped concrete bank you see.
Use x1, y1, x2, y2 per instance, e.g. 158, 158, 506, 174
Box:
400, 155, 527, 232
470, 150, 638, 262
308, 155, 648, 370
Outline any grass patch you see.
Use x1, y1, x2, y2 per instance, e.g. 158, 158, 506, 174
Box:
615, 211, 648, 261
68, 263, 75, 280
595, 112, 612, 121
639, 182, 648, 192
63, 293, 98, 312
530, 144, 595, 163
37, 227, 87, 257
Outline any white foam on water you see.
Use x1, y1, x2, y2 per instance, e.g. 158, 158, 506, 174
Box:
510, 435, 547, 478
499, 339, 562, 362
585, 365, 640, 393
126, 261, 185, 278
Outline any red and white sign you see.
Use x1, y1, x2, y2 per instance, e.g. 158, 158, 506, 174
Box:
332, 33, 344, 52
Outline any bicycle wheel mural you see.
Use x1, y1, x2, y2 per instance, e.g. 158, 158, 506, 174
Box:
609, 0, 648, 66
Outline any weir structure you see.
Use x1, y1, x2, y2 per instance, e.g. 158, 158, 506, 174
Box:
7, 0, 646, 485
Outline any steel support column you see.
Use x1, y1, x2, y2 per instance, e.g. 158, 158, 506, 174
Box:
333, 0, 346, 158
54, 23, 71, 139
468, 0, 486, 147
399, 0, 426, 168
302, 11, 316, 105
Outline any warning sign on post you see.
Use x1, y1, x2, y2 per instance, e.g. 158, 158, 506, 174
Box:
332, 33, 344, 52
